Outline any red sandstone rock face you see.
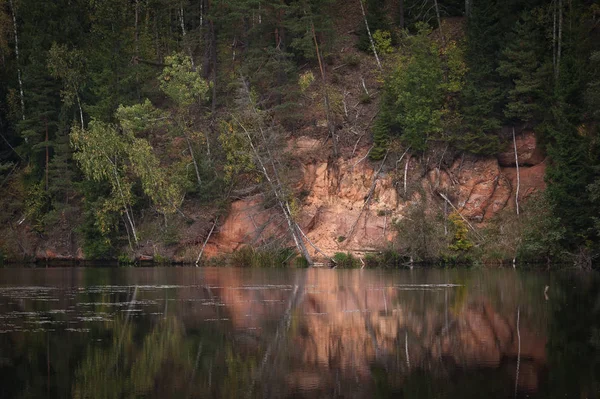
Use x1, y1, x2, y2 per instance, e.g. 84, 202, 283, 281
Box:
210, 136, 548, 258
497, 130, 546, 167
206, 195, 284, 256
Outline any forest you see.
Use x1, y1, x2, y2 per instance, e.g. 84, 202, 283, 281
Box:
0, 0, 599, 268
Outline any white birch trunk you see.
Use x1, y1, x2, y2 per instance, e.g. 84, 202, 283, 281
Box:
553, 0, 557, 80
105, 156, 138, 246
513, 127, 520, 216
357, 0, 382, 70
77, 94, 84, 130
238, 121, 313, 265
195, 217, 218, 265
404, 156, 410, 194
557, 0, 562, 81
9, 0, 25, 121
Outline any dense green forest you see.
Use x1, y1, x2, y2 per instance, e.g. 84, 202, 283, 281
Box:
0, 0, 599, 267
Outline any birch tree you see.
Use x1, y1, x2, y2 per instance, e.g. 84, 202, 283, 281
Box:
47, 43, 87, 130
8, 0, 24, 120
71, 122, 139, 246
160, 53, 210, 188
228, 78, 314, 265
71, 118, 185, 247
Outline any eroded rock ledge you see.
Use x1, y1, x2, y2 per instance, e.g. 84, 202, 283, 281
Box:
209, 134, 546, 258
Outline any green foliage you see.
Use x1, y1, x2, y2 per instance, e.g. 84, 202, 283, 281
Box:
71, 118, 184, 238
117, 254, 135, 265
517, 194, 566, 262
332, 252, 360, 268
447, 212, 473, 251
373, 24, 457, 158
373, 30, 393, 54
218, 121, 256, 183
78, 181, 116, 260
230, 246, 296, 268
387, 24, 443, 150
497, 12, 550, 123
394, 200, 446, 262
357, 0, 393, 54
160, 53, 209, 108
153, 254, 171, 264
298, 71, 315, 92
22, 181, 48, 232
364, 249, 406, 268
342, 53, 361, 68
47, 42, 86, 110
293, 255, 310, 268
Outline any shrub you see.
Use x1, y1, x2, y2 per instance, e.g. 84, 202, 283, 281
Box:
230, 246, 296, 268
448, 212, 474, 251
394, 200, 445, 262
332, 252, 360, 268
118, 254, 135, 265
343, 53, 361, 67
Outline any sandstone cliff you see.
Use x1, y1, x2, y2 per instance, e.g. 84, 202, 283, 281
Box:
207, 131, 546, 259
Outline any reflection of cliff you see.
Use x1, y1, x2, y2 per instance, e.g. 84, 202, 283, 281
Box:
0, 268, 551, 398
202, 269, 548, 397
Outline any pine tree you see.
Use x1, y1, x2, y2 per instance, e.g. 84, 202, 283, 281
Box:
497, 11, 551, 124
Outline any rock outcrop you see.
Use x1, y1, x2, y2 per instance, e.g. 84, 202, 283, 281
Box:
211, 134, 547, 258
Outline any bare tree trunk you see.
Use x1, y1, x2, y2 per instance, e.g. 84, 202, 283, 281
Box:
210, 20, 217, 113
438, 192, 484, 240
183, 131, 202, 188
357, 0, 382, 70
404, 155, 410, 194
9, 0, 25, 121
237, 120, 313, 265
109, 158, 138, 245
311, 21, 338, 157
513, 127, 520, 216
135, 0, 139, 57
199, 0, 203, 28
45, 118, 49, 192
433, 0, 445, 44
464, 0, 470, 18
77, 94, 84, 130
346, 150, 390, 244
196, 217, 218, 265
553, 0, 557, 81
557, 0, 562, 81
180, 3, 196, 70
399, 0, 405, 28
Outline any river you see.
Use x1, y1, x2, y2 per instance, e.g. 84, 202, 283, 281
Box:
0, 266, 598, 398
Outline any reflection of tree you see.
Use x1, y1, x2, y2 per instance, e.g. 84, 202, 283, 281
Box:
72, 316, 183, 398
544, 273, 600, 398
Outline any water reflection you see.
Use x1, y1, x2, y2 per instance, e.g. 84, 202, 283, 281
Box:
0, 267, 597, 398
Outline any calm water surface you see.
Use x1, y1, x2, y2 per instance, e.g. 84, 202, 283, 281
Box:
0, 266, 598, 398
